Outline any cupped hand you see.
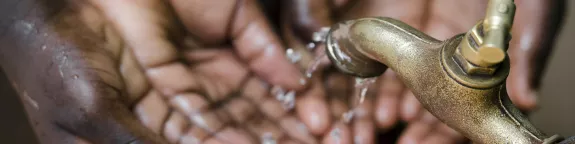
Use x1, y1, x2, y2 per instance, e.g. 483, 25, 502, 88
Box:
1, 0, 342, 143
282, 0, 565, 143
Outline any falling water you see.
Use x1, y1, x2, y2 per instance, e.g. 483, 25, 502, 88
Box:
343, 77, 377, 123
305, 54, 326, 78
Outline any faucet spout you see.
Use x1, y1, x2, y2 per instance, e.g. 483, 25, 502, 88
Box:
325, 17, 556, 143
326, 17, 441, 78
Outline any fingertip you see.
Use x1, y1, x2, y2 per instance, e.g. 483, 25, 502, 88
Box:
375, 95, 398, 129
517, 91, 538, 111
400, 91, 422, 122
322, 121, 352, 144
506, 72, 538, 111
507, 82, 538, 111
398, 122, 431, 144
353, 119, 375, 144
251, 54, 308, 91
296, 92, 331, 135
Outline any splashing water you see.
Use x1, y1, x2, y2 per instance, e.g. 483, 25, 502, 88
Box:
285, 48, 302, 63
330, 128, 342, 143
306, 42, 316, 50
312, 27, 331, 43
305, 54, 326, 78
271, 86, 296, 110
342, 77, 378, 123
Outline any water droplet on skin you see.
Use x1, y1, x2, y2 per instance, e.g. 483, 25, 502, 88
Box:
330, 128, 342, 143
312, 27, 331, 42
307, 43, 316, 50
261, 132, 276, 144
342, 110, 355, 123
22, 91, 39, 110
41, 45, 46, 50
73, 75, 79, 79
282, 91, 296, 110
271, 86, 286, 101
285, 48, 302, 63
297, 122, 308, 133
299, 78, 307, 85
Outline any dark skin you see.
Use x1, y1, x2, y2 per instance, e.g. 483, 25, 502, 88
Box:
0, 0, 565, 144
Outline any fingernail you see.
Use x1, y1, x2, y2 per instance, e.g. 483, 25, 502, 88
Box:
402, 102, 416, 121
377, 108, 389, 124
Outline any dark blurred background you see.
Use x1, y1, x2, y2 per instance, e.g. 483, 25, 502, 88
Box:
1, 1, 574, 144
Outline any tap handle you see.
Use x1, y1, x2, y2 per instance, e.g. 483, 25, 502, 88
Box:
458, 0, 516, 68
479, 0, 516, 66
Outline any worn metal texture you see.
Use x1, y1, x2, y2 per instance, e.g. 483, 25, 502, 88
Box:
325, 16, 557, 143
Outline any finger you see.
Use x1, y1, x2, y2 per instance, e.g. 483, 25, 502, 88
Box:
163, 111, 190, 143
89, 0, 179, 69
280, 139, 302, 144
284, 0, 333, 41
421, 124, 466, 144
241, 77, 270, 102
507, 0, 565, 111
169, 93, 209, 116
325, 72, 352, 119
397, 122, 434, 144
170, 0, 306, 90
279, 116, 318, 144
188, 110, 229, 135
341, 0, 428, 29
134, 91, 170, 134
421, 135, 457, 144
436, 123, 465, 142
184, 48, 252, 102
322, 121, 353, 144
375, 71, 404, 129
352, 119, 375, 144
119, 43, 150, 105
224, 98, 258, 123
259, 98, 290, 120
350, 89, 375, 144
296, 78, 331, 135
245, 115, 286, 142
400, 91, 422, 122
208, 127, 256, 144
418, 110, 439, 124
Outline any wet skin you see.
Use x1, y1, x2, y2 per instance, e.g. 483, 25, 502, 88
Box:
1, 0, 380, 143
0, 0, 565, 144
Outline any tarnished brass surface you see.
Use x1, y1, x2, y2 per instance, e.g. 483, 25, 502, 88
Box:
463, 0, 516, 67
325, 16, 557, 143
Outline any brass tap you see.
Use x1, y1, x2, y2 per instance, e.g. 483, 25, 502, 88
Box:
325, 0, 562, 143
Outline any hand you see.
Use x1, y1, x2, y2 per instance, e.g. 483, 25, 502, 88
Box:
281, 0, 565, 143
1, 0, 331, 143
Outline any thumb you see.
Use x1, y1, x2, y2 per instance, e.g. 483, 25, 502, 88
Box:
507, 0, 565, 111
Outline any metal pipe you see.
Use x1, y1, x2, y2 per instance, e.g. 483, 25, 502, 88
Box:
325, 16, 557, 144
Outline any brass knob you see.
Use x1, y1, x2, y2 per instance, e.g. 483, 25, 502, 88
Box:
460, 0, 515, 67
